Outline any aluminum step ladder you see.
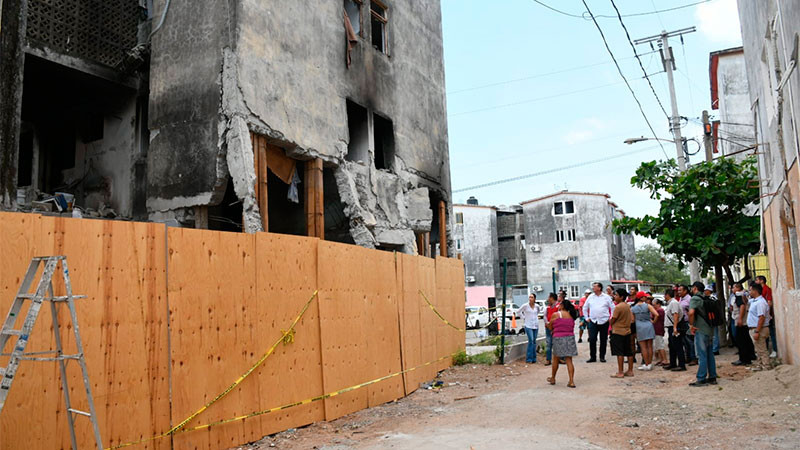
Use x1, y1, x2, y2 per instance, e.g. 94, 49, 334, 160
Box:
0, 256, 103, 450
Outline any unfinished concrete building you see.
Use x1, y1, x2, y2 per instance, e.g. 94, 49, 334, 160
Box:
496, 204, 527, 305
0, 0, 452, 255
710, 47, 757, 159
454, 199, 498, 307
521, 191, 636, 301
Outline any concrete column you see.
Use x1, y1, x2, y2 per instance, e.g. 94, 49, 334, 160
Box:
0, 0, 28, 207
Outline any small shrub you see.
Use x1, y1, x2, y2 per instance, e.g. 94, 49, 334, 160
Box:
469, 351, 496, 365
452, 350, 469, 366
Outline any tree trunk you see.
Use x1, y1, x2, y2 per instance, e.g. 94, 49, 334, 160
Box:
715, 265, 729, 347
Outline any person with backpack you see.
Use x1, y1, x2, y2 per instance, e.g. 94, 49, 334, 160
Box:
688, 282, 719, 386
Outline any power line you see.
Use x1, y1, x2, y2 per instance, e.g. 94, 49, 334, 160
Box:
581, 0, 669, 159
650, 0, 666, 28
453, 144, 662, 193
530, 0, 712, 20
530, 0, 584, 18
448, 79, 625, 117
608, 0, 670, 120
454, 128, 647, 169
447, 50, 658, 95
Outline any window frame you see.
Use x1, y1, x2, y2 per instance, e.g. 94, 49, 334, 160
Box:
553, 200, 575, 216
568, 256, 578, 270
570, 285, 580, 298
370, 0, 389, 55
345, 0, 363, 37
557, 259, 568, 271
456, 212, 464, 224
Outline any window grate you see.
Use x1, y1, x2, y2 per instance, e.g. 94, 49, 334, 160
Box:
26, 0, 140, 69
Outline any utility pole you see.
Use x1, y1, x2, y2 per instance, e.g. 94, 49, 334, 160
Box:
634, 26, 700, 282
500, 259, 507, 365
702, 110, 713, 161
634, 27, 696, 170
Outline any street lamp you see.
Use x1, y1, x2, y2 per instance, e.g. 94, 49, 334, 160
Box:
623, 136, 676, 145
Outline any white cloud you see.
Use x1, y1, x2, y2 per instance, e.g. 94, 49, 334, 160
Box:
563, 118, 608, 145
696, 0, 743, 46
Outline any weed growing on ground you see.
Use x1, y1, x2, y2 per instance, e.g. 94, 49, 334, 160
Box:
452, 350, 496, 365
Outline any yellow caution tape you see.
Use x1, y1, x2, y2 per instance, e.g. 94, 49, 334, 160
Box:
107, 290, 319, 449
419, 290, 466, 332
108, 347, 460, 449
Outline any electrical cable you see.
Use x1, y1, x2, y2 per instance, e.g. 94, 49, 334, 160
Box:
530, 0, 584, 18
149, 0, 171, 39
454, 128, 647, 169
608, 0, 670, 120
448, 79, 625, 117
530, 0, 712, 20
680, 36, 698, 116
581, 0, 669, 160
447, 50, 658, 95
452, 144, 662, 193
650, 0, 666, 29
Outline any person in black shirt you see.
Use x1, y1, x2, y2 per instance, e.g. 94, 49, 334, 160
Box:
732, 283, 755, 366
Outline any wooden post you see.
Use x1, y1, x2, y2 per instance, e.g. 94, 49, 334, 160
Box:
252, 133, 269, 232
194, 206, 209, 229
416, 233, 425, 256
438, 200, 447, 257
305, 158, 324, 239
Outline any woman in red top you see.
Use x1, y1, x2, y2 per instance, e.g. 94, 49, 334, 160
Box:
547, 300, 579, 388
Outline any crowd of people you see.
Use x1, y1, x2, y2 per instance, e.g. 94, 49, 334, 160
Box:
515, 277, 777, 388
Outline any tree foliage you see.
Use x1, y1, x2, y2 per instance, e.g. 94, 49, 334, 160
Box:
613, 157, 760, 275
635, 244, 690, 285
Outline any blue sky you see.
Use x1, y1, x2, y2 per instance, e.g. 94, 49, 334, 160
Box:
442, 0, 743, 241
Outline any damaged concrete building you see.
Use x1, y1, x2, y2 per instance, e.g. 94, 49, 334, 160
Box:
0, 0, 453, 255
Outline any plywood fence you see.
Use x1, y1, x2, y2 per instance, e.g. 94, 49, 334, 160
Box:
0, 212, 465, 449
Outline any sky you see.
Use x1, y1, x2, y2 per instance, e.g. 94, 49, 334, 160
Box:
441, 0, 743, 246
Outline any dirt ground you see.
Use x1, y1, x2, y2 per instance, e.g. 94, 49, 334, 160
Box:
234, 346, 800, 450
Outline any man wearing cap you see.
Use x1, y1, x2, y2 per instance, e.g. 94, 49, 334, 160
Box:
577, 289, 590, 343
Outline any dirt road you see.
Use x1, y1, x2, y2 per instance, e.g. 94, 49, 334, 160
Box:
236, 346, 800, 449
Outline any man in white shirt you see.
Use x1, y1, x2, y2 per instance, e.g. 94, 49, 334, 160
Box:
517, 294, 540, 364
582, 282, 614, 363
747, 283, 771, 371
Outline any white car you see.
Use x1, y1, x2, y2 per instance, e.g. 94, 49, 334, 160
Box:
466, 306, 490, 329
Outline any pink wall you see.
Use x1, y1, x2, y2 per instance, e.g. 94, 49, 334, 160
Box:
465, 286, 495, 307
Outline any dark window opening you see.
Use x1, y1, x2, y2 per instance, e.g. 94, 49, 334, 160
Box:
323, 167, 355, 244
565, 201, 574, 214
554, 202, 563, 215
370, 1, 388, 53
267, 162, 307, 236
208, 178, 243, 232
345, 0, 362, 36
19, 54, 140, 212
346, 100, 369, 163
428, 190, 442, 257
373, 113, 395, 171
17, 130, 34, 187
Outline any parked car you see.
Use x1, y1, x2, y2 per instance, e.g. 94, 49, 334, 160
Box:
535, 300, 546, 318
466, 306, 490, 329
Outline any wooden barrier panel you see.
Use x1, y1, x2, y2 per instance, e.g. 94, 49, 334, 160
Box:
167, 227, 260, 449
0, 212, 465, 449
436, 257, 466, 371
317, 242, 404, 421
0, 214, 170, 450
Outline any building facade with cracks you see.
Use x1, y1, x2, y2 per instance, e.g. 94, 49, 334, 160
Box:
0, 0, 453, 255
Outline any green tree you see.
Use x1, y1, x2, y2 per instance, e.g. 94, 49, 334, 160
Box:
635, 244, 689, 285
613, 156, 760, 285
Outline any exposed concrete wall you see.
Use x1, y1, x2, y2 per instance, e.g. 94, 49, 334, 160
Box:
0, 0, 27, 208
523, 193, 634, 300
147, 0, 451, 251
714, 51, 757, 158
147, 0, 237, 215
738, 0, 800, 364
454, 205, 498, 289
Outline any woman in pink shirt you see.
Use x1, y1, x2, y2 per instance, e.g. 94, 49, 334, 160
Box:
546, 300, 579, 388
